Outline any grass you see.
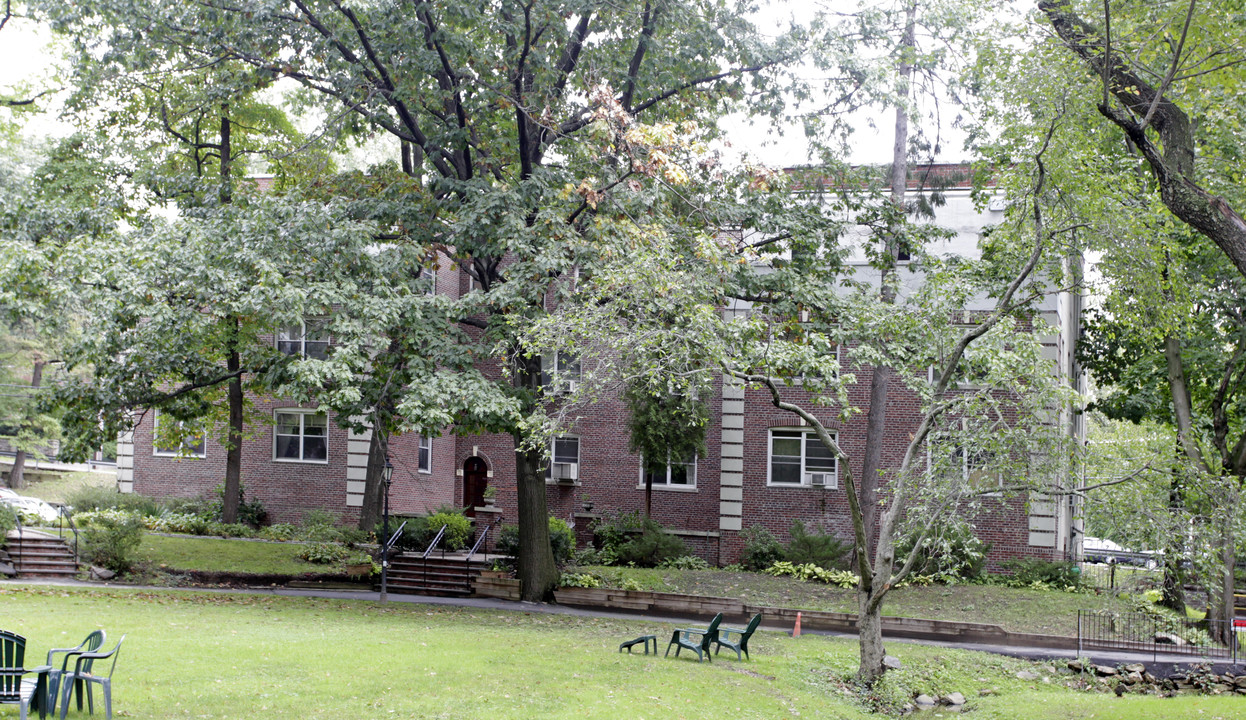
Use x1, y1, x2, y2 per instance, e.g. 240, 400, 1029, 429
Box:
133, 535, 340, 576
9, 468, 115, 505
1, 586, 1241, 720
578, 566, 1136, 637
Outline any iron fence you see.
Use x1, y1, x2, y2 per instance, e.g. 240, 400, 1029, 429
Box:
1077, 609, 1243, 664
1076, 560, 1161, 594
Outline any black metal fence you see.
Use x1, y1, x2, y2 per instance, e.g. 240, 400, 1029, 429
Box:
1075, 559, 1161, 594
1077, 610, 1243, 664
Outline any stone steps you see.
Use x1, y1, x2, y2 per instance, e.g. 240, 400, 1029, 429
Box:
4, 531, 78, 579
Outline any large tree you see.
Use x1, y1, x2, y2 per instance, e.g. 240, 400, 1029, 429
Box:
39, 0, 804, 600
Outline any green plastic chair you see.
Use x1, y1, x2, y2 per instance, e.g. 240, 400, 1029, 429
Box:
45, 631, 105, 717
665, 613, 723, 662
714, 613, 762, 660
1, 630, 50, 720
58, 635, 125, 720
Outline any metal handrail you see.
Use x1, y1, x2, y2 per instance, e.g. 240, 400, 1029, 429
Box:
466, 519, 500, 563
422, 523, 448, 560
2, 504, 22, 574
52, 504, 80, 566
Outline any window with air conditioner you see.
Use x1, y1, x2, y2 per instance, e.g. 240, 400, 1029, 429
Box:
540, 351, 581, 395
546, 435, 580, 482
768, 428, 838, 488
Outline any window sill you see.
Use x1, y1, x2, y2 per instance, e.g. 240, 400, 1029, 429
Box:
272, 458, 330, 465
152, 453, 206, 460
766, 482, 836, 489
545, 479, 582, 487
635, 484, 697, 492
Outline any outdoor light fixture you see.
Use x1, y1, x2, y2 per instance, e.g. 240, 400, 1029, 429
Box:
380, 455, 394, 603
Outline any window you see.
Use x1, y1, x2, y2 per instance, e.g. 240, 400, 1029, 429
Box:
152, 411, 206, 458
768, 429, 838, 488
928, 427, 999, 494
273, 410, 328, 463
640, 453, 697, 488
546, 435, 580, 481
420, 266, 437, 295
540, 352, 581, 394
417, 435, 432, 474
277, 320, 329, 359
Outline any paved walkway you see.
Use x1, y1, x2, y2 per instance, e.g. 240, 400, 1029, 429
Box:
4, 576, 1236, 674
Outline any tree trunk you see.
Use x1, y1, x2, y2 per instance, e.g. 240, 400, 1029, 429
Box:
222, 321, 243, 524
514, 354, 559, 601
858, 0, 915, 559
358, 426, 388, 531
1160, 455, 1187, 613
856, 586, 887, 686
1212, 509, 1238, 647
7, 359, 45, 491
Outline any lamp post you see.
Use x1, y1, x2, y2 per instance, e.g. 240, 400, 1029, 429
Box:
379, 455, 394, 603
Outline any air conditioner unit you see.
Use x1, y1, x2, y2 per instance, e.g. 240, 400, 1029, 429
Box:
563, 380, 579, 395
551, 462, 579, 481
806, 472, 832, 487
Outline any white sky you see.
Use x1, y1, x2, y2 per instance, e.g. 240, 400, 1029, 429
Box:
0, 4, 968, 167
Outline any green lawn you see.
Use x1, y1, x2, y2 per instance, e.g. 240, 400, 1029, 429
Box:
579, 566, 1136, 637
134, 534, 339, 576
1, 586, 1240, 720
9, 468, 115, 505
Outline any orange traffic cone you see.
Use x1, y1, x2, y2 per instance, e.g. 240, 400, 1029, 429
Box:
790, 611, 802, 638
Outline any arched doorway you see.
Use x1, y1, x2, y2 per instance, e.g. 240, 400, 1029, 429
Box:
462, 457, 489, 517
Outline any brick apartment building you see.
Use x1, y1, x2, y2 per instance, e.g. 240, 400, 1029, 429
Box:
115, 166, 1084, 568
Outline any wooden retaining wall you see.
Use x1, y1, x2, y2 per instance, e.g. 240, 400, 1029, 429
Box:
551, 587, 1076, 651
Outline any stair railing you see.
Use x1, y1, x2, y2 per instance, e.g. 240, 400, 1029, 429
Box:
1, 505, 20, 574
463, 519, 501, 594
421, 524, 448, 560
52, 503, 80, 566
421, 523, 448, 591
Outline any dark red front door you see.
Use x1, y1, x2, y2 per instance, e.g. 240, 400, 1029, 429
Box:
463, 457, 488, 517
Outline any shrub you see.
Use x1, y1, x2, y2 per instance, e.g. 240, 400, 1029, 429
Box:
1001, 558, 1082, 589
497, 516, 577, 568
259, 523, 298, 541
658, 555, 711, 570
425, 510, 471, 551
894, 521, 989, 581
146, 511, 213, 535
765, 560, 858, 588
738, 525, 785, 571
209, 483, 268, 527
785, 520, 850, 570
559, 572, 602, 588
66, 486, 163, 516
80, 514, 145, 574
0, 507, 15, 545
547, 517, 575, 565
593, 511, 645, 560
299, 542, 349, 564
612, 518, 688, 567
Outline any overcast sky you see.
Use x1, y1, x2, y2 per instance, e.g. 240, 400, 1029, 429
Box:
0, 5, 967, 168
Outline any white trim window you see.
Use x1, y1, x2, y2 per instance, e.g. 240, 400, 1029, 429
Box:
152, 411, 206, 458
546, 435, 580, 481
768, 428, 838, 488
417, 435, 432, 474
639, 453, 697, 489
540, 352, 582, 395
420, 266, 437, 295
273, 410, 329, 463
277, 320, 329, 359
927, 427, 999, 494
